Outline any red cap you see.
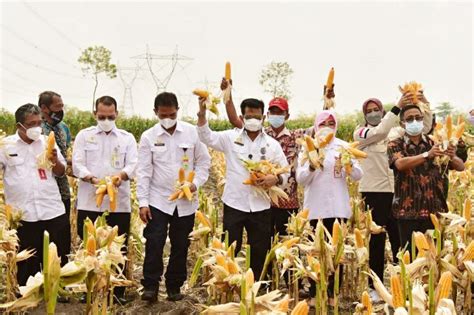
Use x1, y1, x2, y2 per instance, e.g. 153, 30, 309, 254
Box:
268, 97, 289, 111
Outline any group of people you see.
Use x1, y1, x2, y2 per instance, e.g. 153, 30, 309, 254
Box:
0, 83, 471, 305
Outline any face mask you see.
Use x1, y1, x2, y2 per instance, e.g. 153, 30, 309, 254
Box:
160, 118, 177, 129
21, 124, 42, 141
365, 111, 383, 126
267, 115, 286, 128
468, 115, 474, 126
405, 120, 424, 136
317, 126, 335, 139
98, 119, 116, 132
50, 110, 64, 126
244, 118, 262, 132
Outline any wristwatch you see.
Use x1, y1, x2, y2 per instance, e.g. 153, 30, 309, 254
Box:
422, 152, 429, 159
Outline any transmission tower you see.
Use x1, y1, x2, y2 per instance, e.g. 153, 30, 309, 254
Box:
118, 64, 141, 115
131, 45, 193, 95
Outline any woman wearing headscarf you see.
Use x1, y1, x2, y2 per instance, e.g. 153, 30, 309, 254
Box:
296, 110, 363, 304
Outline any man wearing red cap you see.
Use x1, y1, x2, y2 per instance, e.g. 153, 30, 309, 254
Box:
221, 79, 303, 237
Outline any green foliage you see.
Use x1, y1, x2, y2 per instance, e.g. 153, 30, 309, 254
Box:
259, 61, 293, 100
435, 102, 454, 119
0, 109, 16, 135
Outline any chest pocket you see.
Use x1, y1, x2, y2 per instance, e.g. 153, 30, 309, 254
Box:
85, 143, 100, 165
232, 143, 247, 160
6, 154, 27, 178
151, 145, 168, 163
112, 146, 128, 169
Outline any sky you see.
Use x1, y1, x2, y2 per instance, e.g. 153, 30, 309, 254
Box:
0, 0, 473, 119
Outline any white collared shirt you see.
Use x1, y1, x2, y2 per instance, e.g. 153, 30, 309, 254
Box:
296, 138, 363, 220
72, 126, 138, 213
136, 121, 211, 217
197, 123, 289, 213
0, 133, 66, 222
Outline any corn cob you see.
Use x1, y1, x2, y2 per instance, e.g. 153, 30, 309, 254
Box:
291, 300, 309, 315
87, 236, 97, 256
225, 62, 231, 80
326, 67, 334, 91
182, 185, 193, 201
297, 209, 309, 219
446, 115, 453, 140
430, 213, 440, 231
305, 135, 316, 152
435, 271, 452, 305
403, 251, 411, 265
332, 220, 341, 245
179, 168, 186, 184
282, 237, 300, 249
414, 232, 430, 253
346, 146, 368, 159
192, 89, 210, 98
111, 175, 120, 186
186, 170, 195, 183
4, 204, 12, 222
361, 290, 372, 315
95, 185, 107, 208
168, 190, 181, 201
455, 122, 465, 139
45, 131, 55, 159
319, 132, 334, 148
227, 260, 239, 274
391, 274, 404, 308
464, 198, 471, 222
354, 228, 364, 248
277, 298, 290, 312
196, 210, 212, 228
461, 240, 474, 262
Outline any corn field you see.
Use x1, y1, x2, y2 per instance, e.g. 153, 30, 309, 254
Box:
0, 120, 473, 314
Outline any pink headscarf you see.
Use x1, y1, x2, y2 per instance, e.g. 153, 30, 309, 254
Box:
314, 110, 337, 131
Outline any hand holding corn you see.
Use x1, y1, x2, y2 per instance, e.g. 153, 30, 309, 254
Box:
169, 168, 196, 201
193, 89, 220, 116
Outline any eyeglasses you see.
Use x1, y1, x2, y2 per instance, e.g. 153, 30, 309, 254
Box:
404, 116, 424, 123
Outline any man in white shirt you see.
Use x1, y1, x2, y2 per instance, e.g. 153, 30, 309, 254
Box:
197, 97, 289, 282
137, 92, 210, 303
72, 96, 138, 303
0, 104, 67, 285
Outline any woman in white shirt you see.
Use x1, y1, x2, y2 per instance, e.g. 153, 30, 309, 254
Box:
296, 110, 363, 302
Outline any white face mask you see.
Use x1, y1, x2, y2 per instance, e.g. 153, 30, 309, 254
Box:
160, 118, 177, 129
24, 126, 42, 141
98, 119, 116, 132
243, 118, 262, 132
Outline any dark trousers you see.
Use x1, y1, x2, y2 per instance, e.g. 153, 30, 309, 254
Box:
77, 209, 131, 297
398, 219, 434, 253
362, 192, 400, 284
271, 207, 299, 237
59, 198, 71, 266
309, 218, 345, 297
223, 204, 272, 281
17, 213, 69, 286
142, 206, 195, 291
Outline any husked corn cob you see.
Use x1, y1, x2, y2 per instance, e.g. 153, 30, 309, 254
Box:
390, 274, 404, 308
291, 300, 309, 315
182, 185, 193, 201
446, 115, 453, 140
414, 232, 430, 252
435, 271, 453, 305
332, 220, 341, 245
361, 290, 372, 315
326, 67, 335, 91
298, 209, 309, 219
461, 240, 474, 262
192, 89, 210, 98
403, 251, 411, 265
179, 168, 186, 183
87, 236, 97, 256
305, 135, 316, 152
346, 146, 368, 159
277, 298, 290, 312
227, 260, 239, 274
45, 131, 55, 159
464, 198, 472, 222
225, 62, 231, 80
319, 132, 334, 148
187, 170, 195, 183
216, 254, 226, 268
96, 185, 107, 208
196, 210, 212, 228
354, 228, 364, 248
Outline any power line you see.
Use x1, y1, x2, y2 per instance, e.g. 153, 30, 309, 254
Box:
22, 1, 82, 51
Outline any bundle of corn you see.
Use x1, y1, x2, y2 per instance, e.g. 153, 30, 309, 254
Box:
202, 268, 294, 314
0, 232, 87, 313
241, 159, 290, 206
193, 89, 221, 116
323, 67, 335, 110
95, 175, 120, 212
0, 205, 34, 303
73, 214, 130, 314
338, 141, 368, 176
36, 131, 56, 170
429, 114, 465, 169
399, 81, 430, 114
222, 61, 232, 104
296, 132, 334, 170
169, 168, 195, 201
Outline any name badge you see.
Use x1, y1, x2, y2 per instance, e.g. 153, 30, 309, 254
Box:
38, 169, 47, 180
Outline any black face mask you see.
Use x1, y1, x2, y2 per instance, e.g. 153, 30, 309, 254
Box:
49, 109, 64, 126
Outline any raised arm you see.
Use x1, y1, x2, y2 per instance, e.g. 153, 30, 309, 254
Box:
221, 78, 243, 129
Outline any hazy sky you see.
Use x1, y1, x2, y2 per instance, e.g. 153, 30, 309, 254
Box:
1, 0, 473, 118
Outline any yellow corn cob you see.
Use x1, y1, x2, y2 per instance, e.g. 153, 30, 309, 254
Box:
391, 274, 404, 308
446, 115, 453, 140
291, 300, 309, 315
182, 185, 193, 201
414, 232, 430, 252
346, 146, 368, 159
403, 251, 411, 265
245, 269, 254, 289
109, 196, 117, 212
168, 190, 181, 201
455, 122, 465, 139
435, 271, 452, 305
106, 182, 115, 203
282, 237, 300, 249
326, 67, 335, 91
111, 175, 120, 186
85, 220, 95, 235
186, 170, 195, 183
87, 236, 97, 256
297, 209, 309, 219
461, 240, 474, 262
276, 298, 290, 312
192, 89, 210, 98
196, 210, 211, 228
4, 204, 12, 222
464, 198, 471, 222
95, 184, 107, 208
305, 135, 316, 152
350, 141, 360, 148
332, 220, 341, 245
178, 191, 184, 199
319, 132, 334, 148
354, 228, 364, 248
179, 168, 186, 184
216, 254, 226, 268
45, 131, 55, 159
225, 62, 231, 80
361, 290, 372, 315
211, 237, 223, 250
227, 261, 239, 274
430, 213, 440, 231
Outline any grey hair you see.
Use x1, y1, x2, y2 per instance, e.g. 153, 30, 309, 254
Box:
15, 103, 41, 124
